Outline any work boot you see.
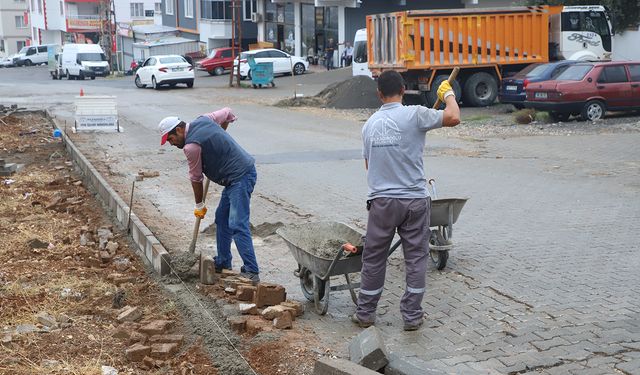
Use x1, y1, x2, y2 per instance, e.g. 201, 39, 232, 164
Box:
239, 271, 260, 285
403, 319, 424, 332
351, 313, 374, 328
214, 257, 231, 273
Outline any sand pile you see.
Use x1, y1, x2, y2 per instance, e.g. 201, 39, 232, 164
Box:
276, 75, 379, 109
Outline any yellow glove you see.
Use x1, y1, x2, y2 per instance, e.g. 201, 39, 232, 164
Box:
437, 80, 455, 102
194, 202, 207, 219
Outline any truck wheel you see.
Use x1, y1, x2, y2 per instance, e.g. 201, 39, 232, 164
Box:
24, 60, 32, 66
426, 75, 462, 109
463, 72, 498, 107
214, 66, 224, 75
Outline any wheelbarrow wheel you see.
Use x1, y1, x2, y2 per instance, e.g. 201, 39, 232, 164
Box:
299, 267, 325, 301
429, 250, 448, 270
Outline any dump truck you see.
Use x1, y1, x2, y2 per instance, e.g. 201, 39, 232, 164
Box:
366, 5, 613, 107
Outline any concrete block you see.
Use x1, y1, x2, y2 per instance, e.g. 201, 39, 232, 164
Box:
117, 306, 142, 323
281, 300, 304, 317
200, 255, 216, 285
254, 283, 286, 307
236, 285, 257, 301
313, 357, 381, 375
273, 312, 293, 329
125, 343, 151, 362
349, 326, 389, 371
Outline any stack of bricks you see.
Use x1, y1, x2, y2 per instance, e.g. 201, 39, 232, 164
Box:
0, 158, 20, 177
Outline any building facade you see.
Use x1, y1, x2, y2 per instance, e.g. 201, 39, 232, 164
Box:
0, 0, 31, 56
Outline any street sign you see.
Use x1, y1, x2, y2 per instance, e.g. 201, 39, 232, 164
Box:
74, 95, 120, 132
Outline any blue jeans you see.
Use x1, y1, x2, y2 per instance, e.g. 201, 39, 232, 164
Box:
214, 166, 259, 273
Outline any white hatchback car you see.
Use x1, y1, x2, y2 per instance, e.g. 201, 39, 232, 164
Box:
135, 55, 194, 89
233, 48, 308, 80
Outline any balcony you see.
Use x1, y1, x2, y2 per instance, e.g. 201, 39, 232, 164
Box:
67, 15, 102, 30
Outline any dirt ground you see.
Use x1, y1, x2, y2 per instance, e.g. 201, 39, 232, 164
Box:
0, 112, 318, 375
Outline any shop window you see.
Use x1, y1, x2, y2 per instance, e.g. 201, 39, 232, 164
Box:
165, 0, 174, 15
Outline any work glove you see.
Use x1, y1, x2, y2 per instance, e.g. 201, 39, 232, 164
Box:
437, 80, 455, 102
194, 202, 207, 219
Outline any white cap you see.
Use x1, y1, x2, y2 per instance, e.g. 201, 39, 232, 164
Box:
158, 116, 181, 145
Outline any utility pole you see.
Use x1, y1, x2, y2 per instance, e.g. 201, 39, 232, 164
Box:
228, 0, 242, 87
99, 0, 113, 72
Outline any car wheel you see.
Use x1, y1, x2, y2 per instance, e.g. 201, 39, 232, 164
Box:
463, 72, 498, 107
186, 80, 194, 88
293, 63, 305, 75
152, 76, 159, 90
214, 66, 224, 76
78, 71, 85, 80
581, 100, 605, 121
240, 75, 247, 81
513, 103, 525, 110
90, 76, 96, 80
24, 60, 32, 66
134, 75, 145, 88
207, 71, 216, 76
67, 70, 74, 80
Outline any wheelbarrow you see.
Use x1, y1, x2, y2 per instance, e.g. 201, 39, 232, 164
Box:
276, 181, 468, 315
247, 55, 275, 89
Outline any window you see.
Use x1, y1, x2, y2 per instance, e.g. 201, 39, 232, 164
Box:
201, 0, 231, 20
598, 66, 628, 83
17, 40, 26, 50
155, 3, 161, 12
629, 65, 640, 82
556, 64, 593, 81
60, 0, 63, 15
268, 50, 286, 58
243, 0, 256, 21
561, 11, 610, 36
26, 47, 36, 55
550, 65, 570, 79
353, 39, 367, 63
15, 15, 27, 28
37, 46, 47, 53
131, 3, 144, 17
145, 10, 154, 17
220, 49, 233, 58
184, 0, 193, 18
165, 0, 173, 15
37, 0, 42, 13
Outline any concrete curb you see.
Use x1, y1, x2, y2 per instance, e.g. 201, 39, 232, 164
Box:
45, 109, 171, 276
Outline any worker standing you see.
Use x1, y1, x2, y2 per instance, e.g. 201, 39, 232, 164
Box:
158, 108, 260, 283
353, 71, 460, 331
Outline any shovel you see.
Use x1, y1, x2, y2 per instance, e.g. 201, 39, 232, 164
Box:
188, 177, 211, 253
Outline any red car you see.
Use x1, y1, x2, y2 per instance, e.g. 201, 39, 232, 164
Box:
525, 61, 640, 122
195, 47, 240, 76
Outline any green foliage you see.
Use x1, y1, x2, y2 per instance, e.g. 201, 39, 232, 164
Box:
530, 0, 640, 33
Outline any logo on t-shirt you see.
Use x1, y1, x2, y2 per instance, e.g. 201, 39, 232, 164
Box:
368, 116, 401, 148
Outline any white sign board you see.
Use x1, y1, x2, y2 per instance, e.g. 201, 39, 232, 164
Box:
74, 95, 120, 132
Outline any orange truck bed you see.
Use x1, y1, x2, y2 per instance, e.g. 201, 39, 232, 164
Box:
366, 5, 562, 72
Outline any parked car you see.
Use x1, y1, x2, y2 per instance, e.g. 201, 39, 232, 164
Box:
196, 47, 240, 76
233, 48, 308, 80
524, 61, 640, 121
134, 55, 194, 90
0, 54, 17, 68
14, 44, 59, 66
499, 61, 577, 109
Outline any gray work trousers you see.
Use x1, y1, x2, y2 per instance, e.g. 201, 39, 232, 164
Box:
355, 197, 430, 325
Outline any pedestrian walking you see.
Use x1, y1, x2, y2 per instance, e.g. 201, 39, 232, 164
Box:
353, 70, 460, 331
341, 42, 354, 67
325, 38, 336, 70
158, 108, 260, 283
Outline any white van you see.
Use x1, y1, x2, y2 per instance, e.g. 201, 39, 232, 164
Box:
62, 44, 110, 80
352, 29, 372, 78
15, 44, 59, 66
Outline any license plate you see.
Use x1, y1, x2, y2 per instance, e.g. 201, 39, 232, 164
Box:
506, 85, 518, 91
172, 67, 183, 72
535, 92, 548, 99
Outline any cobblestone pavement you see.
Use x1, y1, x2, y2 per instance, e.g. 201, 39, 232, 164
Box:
257, 132, 640, 375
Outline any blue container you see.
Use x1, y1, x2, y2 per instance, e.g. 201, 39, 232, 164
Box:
53, 129, 62, 138
247, 56, 274, 88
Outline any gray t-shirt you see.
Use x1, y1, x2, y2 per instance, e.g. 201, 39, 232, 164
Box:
362, 102, 443, 199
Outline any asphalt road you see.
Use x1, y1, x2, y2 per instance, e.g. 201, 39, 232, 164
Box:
2, 65, 640, 374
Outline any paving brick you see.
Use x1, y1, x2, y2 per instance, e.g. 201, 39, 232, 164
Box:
313, 357, 380, 375
236, 285, 257, 301
150, 342, 179, 360
349, 326, 389, 371
616, 360, 640, 375
254, 283, 286, 307
139, 320, 173, 335
125, 343, 151, 362
385, 354, 448, 375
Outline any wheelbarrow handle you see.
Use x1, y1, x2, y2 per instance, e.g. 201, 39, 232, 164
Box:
428, 179, 438, 199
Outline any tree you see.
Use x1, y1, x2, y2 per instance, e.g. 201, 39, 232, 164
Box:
530, 0, 640, 33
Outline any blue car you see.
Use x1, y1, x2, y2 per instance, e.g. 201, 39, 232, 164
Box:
499, 61, 578, 109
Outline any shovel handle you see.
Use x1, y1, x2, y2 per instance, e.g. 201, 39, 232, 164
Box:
188, 178, 211, 253
432, 67, 460, 109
